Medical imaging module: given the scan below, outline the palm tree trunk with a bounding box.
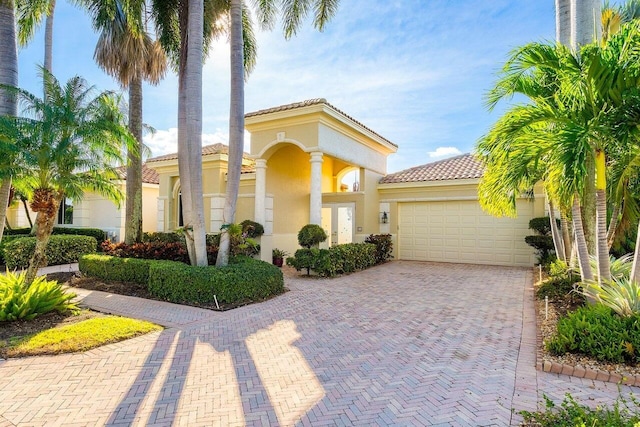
[595,150,611,283]
[25,195,62,285]
[631,220,640,283]
[124,74,143,244]
[44,0,55,74]
[556,0,571,46]
[572,196,594,282]
[216,0,244,267]
[571,0,602,48]
[177,0,207,266]
[561,211,572,261]
[0,0,18,244]
[606,202,621,249]
[582,157,597,255]
[548,200,566,262]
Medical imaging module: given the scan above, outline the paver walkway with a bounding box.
[0,261,636,426]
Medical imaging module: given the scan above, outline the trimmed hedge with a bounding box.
[3,235,97,269]
[79,254,284,306]
[0,235,27,264]
[4,227,31,236]
[240,220,265,238]
[148,256,284,304]
[79,254,154,284]
[287,242,377,277]
[52,227,106,245]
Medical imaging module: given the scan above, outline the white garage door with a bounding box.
[398,200,535,267]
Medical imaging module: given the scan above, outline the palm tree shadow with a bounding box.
[105,323,280,426]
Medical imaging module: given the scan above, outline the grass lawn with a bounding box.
[0,310,162,358]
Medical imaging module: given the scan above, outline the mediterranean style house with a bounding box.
[7,98,543,267]
[147,98,543,267]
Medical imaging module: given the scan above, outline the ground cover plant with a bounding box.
[520,393,640,426]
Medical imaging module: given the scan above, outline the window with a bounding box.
[57,197,73,225]
[178,192,184,227]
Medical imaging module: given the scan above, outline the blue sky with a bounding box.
[15,1,604,173]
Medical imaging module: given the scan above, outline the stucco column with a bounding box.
[254,158,267,225]
[309,151,323,225]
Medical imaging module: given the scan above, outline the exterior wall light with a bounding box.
[379,211,388,224]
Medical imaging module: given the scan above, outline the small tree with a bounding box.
[297,224,327,248]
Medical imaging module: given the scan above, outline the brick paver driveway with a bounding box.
[0,261,635,426]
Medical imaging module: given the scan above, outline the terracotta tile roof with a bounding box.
[115,164,160,185]
[245,98,398,148]
[146,143,232,163]
[379,153,484,184]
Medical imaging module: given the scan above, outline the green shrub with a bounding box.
[52,227,106,245]
[3,235,97,269]
[297,224,327,248]
[142,231,185,244]
[240,220,264,238]
[546,304,640,364]
[4,227,32,236]
[148,257,284,305]
[529,216,559,236]
[520,393,640,426]
[536,275,582,302]
[0,271,78,322]
[79,254,155,284]
[0,235,26,264]
[287,243,377,277]
[364,234,393,264]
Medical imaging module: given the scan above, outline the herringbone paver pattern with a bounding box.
[0,261,635,426]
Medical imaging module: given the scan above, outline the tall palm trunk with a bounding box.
[631,220,640,283]
[177,0,207,266]
[606,202,621,249]
[556,0,571,46]
[25,192,62,285]
[548,200,566,262]
[216,0,244,267]
[561,212,572,261]
[582,157,597,255]
[44,0,55,73]
[125,74,143,244]
[595,150,611,283]
[571,0,602,47]
[572,196,594,282]
[0,0,18,243]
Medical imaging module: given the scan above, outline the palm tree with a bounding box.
[0,0,18,243]
[16,0,55,72]
[216,0,340,267]
[482,22,640,284]
[81,0,167,244]
[0,69,133,284]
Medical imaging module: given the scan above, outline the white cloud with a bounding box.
[143,128,251,159]
[427,147,463,159]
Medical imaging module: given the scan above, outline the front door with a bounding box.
[321,203,355,247]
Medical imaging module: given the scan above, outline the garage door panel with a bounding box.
[398,201,535,267]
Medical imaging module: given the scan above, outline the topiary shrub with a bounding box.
[52,227,106,245]
[287,242,377,277]
[3,235,97,269]
[79,254,155,284]
[240,220,264,238]
[297,224,327,248]
[0,271,78,322]
[364,234,393,264]
[525,217,557,268]
[148,256,284,305]
[546,304,640,364]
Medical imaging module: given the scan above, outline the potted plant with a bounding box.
[272,248,288,267]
